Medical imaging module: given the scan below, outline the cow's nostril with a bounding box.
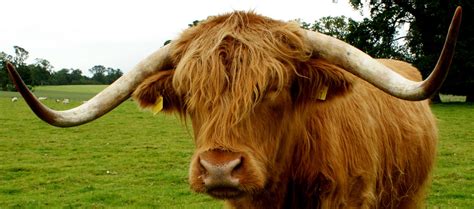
[199,157,242,179]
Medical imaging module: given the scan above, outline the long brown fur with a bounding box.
[132,11,437,209]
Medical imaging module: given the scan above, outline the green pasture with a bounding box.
[1,85,107,102]
[0,86,472,208]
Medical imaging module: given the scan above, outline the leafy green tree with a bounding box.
[29,58,53,85]
[300,15,411,61]
[51,69,72,85]
[105,67,123,84]
[12,46,29,66]
[89,65,107,84]
[0,52,13,90]
[10,46,33,85]
[1,46,124,87]
[309,16,352,40]
[188,20,201,27]
[69,69,91,84]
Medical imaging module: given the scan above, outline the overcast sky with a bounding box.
[1,0,366,76]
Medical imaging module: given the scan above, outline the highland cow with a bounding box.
[6,7,462,209]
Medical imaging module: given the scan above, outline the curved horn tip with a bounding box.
[5,61,13,68]
[455,6,462,15]
[453,6,462,27]
[417,6,463,100]
[5,62,16,75]
[5,62,23,91]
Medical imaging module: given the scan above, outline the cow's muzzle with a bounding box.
[197,150,244,199]
[189,148,269,199]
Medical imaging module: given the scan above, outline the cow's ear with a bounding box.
[132,70,183,113]
[292,58,353,102]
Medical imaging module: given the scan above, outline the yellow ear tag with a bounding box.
[316,85,329,101]
[152,96,163,115]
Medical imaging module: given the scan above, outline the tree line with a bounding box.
[0,46,123,91]
[1,0,472,101]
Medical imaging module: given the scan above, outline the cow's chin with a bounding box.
[196,184,267,200]
[206,187,245,199]
[189,176,266,200]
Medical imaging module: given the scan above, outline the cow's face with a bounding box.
[134,70,299,200]
[185,78,297,199]
[132,12,351,200]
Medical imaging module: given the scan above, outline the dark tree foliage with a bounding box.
[30,59,53,86]
[49,68,93,85]
[1,46,124,90]
[69,69,85,84]
[302,15,412,61]
[52,69,72,85]
[188,20,201,27]
[0,46,34,90]
[350,0,473,102]
[163,40,172,46]
[105,67,123,84]
[89,65,107,84]
[0,52,13,90]
[88,65,123,84]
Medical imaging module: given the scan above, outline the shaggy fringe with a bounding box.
[170,11,311,142]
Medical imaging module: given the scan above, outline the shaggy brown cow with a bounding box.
[6,7,462,209]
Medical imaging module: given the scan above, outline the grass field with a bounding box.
[0,86,472,208]
[1,85,108,102]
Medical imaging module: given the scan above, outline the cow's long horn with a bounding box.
[5,44,172,127]
[303,6,462,101]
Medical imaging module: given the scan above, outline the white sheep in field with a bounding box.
[38,97,48,101]
[62,99,70,104]
[11,97,18,102]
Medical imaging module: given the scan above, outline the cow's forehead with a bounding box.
[169,11,310,112]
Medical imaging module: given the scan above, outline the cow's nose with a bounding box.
[198,151,242,190]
